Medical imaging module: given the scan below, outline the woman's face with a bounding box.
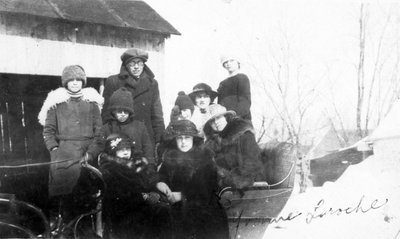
[195,93,211,109]
[180,109,192,120]
[113,110,130,122]
[116,147,131,160]
[223,59,240,73]
[176,135,193,152]
[67,79,83,93]
[211,115,228,132]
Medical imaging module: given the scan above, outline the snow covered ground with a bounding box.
[263,101,400,239]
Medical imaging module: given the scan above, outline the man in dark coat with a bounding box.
[102,48,165,149]
[203,104,263,189]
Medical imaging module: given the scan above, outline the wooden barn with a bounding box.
[0,0,179,207]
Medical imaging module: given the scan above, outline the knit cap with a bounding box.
[61,65,87,87]
[108,87,134,115]
[175,91,194,113]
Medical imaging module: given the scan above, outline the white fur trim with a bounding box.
[38,87,104,126]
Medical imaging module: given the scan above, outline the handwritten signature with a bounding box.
[271,195,389,224]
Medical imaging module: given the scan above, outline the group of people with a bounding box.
[37,48,265,238]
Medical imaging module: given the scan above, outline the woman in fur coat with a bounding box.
[158,120,229,239]
[203,104,264,190]
[38,65,104,221]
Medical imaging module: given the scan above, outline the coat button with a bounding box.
[142,102,146,106]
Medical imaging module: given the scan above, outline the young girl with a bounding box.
[158,120,229,239]
[99,133,172,239]
[38,65,103,223]
[101,87,154,165]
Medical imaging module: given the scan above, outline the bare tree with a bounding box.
[356,3,367,138]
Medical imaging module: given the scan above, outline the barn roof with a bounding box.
[0,0,180,35]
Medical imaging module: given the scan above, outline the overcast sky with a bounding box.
[146,0,400,143]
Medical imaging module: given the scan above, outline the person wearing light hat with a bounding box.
[38,65,104,222]
[218,54,252,122]
[102,48,165,152]
[203,104,263,189]
[158,119,229,239]
[188,83,218,135]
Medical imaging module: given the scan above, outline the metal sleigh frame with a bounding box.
[0,163,105,239]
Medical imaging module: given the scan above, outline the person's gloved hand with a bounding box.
[142,192,161,205]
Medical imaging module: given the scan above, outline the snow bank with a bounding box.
[263,101,400,239]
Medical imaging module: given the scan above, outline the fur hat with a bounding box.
[121,48,149,65]
[61,65,87,87]
[175,91,194,113]
[105,133,133,156]
[188,83,218,102]
[108,87,134,115]
[169,120,203,140]
[205,104,236,125]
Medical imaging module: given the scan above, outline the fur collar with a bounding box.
[206,118,255,144]
[38,87,104,126]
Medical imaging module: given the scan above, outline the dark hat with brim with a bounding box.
[168,120,203,140]
[188,83,218,102]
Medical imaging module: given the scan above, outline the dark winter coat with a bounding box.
[158,147,229,239]
[204,117,264,189]
[101,116,154,164]
[99,155,171,239]
[102,65,165,146]
[218,73,252,121]
[39,87,104,197]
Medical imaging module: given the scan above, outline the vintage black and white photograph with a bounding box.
[0,0,399,238]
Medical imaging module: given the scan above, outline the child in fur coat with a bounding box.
[99,133,172,239]
[38,65,104,223]
[158,120,229,239]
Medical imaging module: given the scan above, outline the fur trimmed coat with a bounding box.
[99,155,171,239]
[158,147,229,239]
[204,117,264,189]
[218,73,252,121]
[39,87,103,197]
[102,65,165,146]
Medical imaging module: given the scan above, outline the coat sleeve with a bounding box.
[101,77,116,121]
[43,107,59,151]
[235,74,251,117]
[87,103,104,159]
[140,123,155,164]
[150,80,165,144]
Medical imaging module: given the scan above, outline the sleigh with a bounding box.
[0,164,104,238]
[0,141,296,238]
[219,141,298,238]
